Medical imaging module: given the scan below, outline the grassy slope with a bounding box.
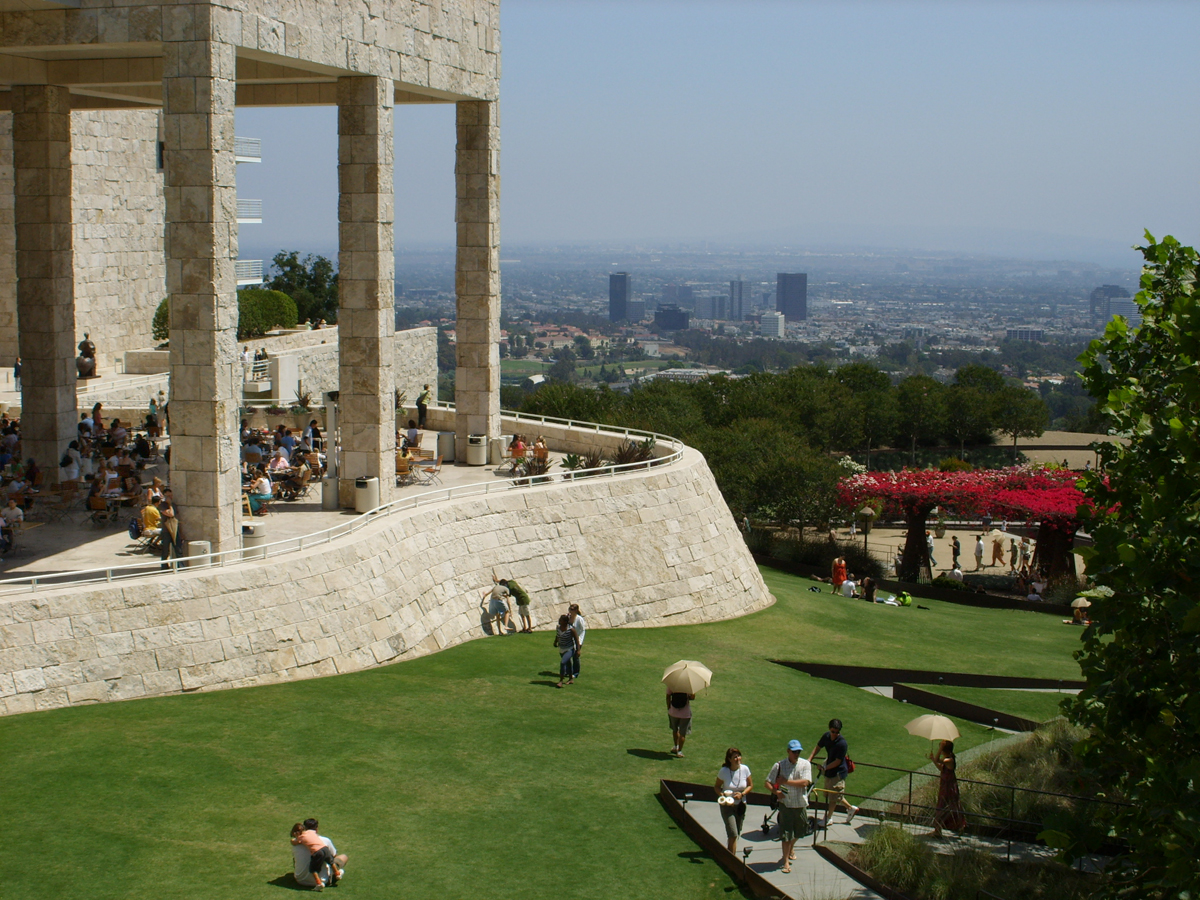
[901,684,1074,723]
[0,568,1082,900]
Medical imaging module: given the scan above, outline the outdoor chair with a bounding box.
[396,456,412,487]
[415,456,443,486]
[86,494,119,526]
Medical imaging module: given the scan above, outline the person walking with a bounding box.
[974,535,985,571]
[808,718,858,827]
[159,503,184,569]
[950,535,961,569]
[990,535,1005,567]
[766,740,812,874]
[928,740,967,837]
[553,614,579,688]
[567,604,586,680]
[416,383,432,429]
[12,358,19,392]
[667,688,695,757]
[714,747,753,854]
[926,531,937,569]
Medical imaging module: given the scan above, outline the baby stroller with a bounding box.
[761,764,824,837]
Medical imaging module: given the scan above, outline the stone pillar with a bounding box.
[13,85,76,482]
[454,100,501,449]
[162,18,241,553]
[337,75,396,508]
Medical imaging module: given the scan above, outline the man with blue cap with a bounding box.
[766,739,813,873]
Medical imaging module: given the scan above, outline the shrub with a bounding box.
[237,288,298,339]
[939,457,974,472]
[152,297,170,342]
[765,533,885,580]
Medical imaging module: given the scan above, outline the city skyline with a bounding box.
[236,1,1200,269]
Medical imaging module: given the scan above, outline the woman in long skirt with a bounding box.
[929,739,967,837]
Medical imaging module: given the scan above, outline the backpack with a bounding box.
[669,692,689,710]
[128,517,142,539]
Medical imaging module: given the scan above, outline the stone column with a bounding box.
[13,85,76,482]
[454,100,501,449]
[337,75,396,508]
[162,17,241,553]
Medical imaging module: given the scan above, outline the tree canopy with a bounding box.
[266,250,338,325]
[1058,234,1200,898]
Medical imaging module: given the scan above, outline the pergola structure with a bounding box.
[0,0,501,553]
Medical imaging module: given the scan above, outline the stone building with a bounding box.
[0,0,502,553]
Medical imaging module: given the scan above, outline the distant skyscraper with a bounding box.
[626,299,646,322]
[760,310,785,338]
[1090,284,1131,325]
[729,279,746,321]
[609,272,631,322]
[1107,297,1143,329]
[776,273,807,321]
[654,305,690,331]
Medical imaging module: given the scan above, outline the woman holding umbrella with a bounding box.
[662,660,712,758]
[929,739,967,837]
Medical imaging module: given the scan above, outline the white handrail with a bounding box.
[0,416,684,596]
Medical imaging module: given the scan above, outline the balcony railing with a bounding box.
[234,136,261,163]
[235,259,264,285]
[236,199,263,223]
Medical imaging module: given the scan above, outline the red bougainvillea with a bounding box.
[838,467,1086,583]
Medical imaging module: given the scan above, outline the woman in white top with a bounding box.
[714,747,754,853]
[59,440,82,483]
[248,469,273,514]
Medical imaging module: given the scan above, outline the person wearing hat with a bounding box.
[766,739,812,873]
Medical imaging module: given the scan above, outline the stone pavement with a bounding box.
[0,433,563,583]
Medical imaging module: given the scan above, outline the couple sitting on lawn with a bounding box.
[290,819,348,891]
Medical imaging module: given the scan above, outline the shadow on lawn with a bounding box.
[266,874,308,892]
[530,679,562,688]
[626,748,675,760]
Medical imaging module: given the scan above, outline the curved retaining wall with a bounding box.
[0,447,771,715]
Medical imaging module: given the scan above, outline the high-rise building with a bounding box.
[1090,285,1130,325]
[760,311,785,338]
[654,305,690,331]
[729,279,746,321]
[1107,297,1143,329]
[626,299,646,322]
[694,296,726,320]
[776,273,807,321]
[609,272,631,322]
[1006,327,1045,342]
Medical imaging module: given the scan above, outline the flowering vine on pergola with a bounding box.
[837,467,1086,584]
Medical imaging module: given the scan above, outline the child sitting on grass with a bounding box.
[291,819,342,891]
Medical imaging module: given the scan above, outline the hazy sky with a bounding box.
[236,0,1200,267]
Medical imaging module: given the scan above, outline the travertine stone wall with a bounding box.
[0,109,166,376]
[337,75,396,508]
[0,115,14,365]
[12,85,77,479]
[0,446,771,715]
[71,110,165,374]
[453,99,500,448]
[163,22,242,553]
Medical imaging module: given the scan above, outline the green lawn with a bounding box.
[0,567,1082,900]
[901,684,1074,724]
[500,358,551,378]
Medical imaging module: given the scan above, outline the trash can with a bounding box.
[489,433,512,465]
[437,430,456,463]
[322,476,339,510]
[187,540,212,568]
[466,433,488,466]
[241,526,267,560]
[355,476,380,513]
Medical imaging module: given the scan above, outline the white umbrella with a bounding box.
[904,714,960,742]
[1071,597,1092,609]
[662,659,712,694]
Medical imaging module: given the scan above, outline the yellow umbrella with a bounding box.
[904,714,960,742]
[662,660,712,694]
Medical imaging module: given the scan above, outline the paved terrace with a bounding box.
[0,430,569,588]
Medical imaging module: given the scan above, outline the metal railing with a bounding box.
[236,198,263,222]
[0,416,685,596]
[234,136,262,162]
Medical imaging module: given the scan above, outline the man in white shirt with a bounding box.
[949,565,964,582]
[568,604,586,680]
[767,740,812,874]
[291,828,348,889]
[839,576,858,598]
